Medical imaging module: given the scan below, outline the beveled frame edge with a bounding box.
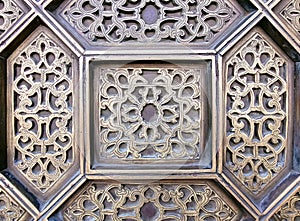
[270,0,300,50]
[0,1,35,54]
[263,176,300,219]
[218,26,295,215]
[216,175,259,220]
[6,25,81,202]
[83,54,217,178]
[0,173,39,219]
[39,175,87,221]
[38,4,85,57]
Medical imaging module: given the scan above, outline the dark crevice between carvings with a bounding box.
[0,57,6,170]
[259,18,300,62]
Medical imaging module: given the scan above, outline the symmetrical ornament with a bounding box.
[0,0,23,36]
[62,0,238,44]
[64,182,236,220]
[271,190,300,220]
[0,188,26,221]
[225,32,288,194]
[97,65,203,159]
[11,32,74,192]
[281,0,300,32]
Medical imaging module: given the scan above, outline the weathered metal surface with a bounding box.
[0,0,299,220]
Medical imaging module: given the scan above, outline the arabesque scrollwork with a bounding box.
[98,66,202,159]
[12,33,74,192]
[0,0,23,36]
[62,0,237,44]
[225,33,288,194]
[281,0,300,32]
[64,183,236,220]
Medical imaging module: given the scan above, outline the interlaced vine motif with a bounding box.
[225,33,288,194]
[0,189,25,221]
[281,0,300,32]
[98,66,202,159]
[64,183,236,220]
[12,32,74,192]
[62,0,237,44]
[0,0,23,36]
[271,191,300,220]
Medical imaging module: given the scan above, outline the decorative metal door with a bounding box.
[0,0,300,220]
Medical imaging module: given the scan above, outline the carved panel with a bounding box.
[271,190,300,220]
[63,182,237,221]
[91,61,211,169]
[0,0,23,36]
[0,188,27,221]
[280,0,300,32]
[224,31,290,194]
[60,0,240,45]
[9,31,74,192]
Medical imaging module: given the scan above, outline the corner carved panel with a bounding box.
[0,188,27,221]
[271,190,300,220]
[280,0,300,33]
[61,0,240,45]
[0,0,23,36]
[91,61,211,168]
[224,31,289,194]
[63,182,236,221]
[9,31,74,192]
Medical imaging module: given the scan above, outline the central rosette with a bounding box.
[99,66,202,159]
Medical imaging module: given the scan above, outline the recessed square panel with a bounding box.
[89,60,212,171]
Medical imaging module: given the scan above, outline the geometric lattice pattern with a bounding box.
[225,32,289,194]
[11,32,74,192]
[61,0,239,44]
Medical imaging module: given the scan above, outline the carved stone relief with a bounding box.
[63,182,236,221]
[0,0,23,36]
[225,31,289,194]
[61,0,240,44]
[9,31,74,192]
[91,61,210,166]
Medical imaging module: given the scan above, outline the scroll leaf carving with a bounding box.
[62,0,238,44]
[281,0,300,32]
[225,33,288,194]
[64,183,236,220]
[0,189,25,221]
[12,33,74,192]
[98,66,203,159]
[272,191,300,220]
[0,0,23,36]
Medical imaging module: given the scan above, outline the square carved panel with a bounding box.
[89,60,212,171]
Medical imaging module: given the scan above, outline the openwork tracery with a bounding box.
[64,183,236,221]
[272,190,300,220]
[62,0,237,44]
[0,189,25,221]
[0,0,23,36]
[225,32,288,194]
[11,32,74,192]
[98,66,203,159]
[281,0,300,32]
